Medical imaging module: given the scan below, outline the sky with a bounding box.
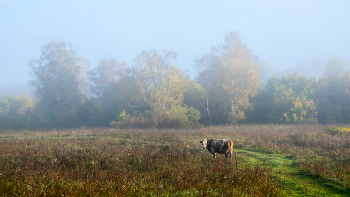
[1,0,349,88]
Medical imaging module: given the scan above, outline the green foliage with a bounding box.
[327,125,350,135]
[117,110,127,122]
[0,95,12,115]
[0,94,37,129]
[110,110,127,128]
[184,107,203,129]
[33,108,57,129]
[169,105,202,129]
[89,103,108,127]
[76,98,95,126]
[250,73,317,124]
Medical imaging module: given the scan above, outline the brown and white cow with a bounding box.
[199,139,233,161]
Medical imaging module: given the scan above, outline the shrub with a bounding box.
[327,125,350,135]
[110,110,127,128]
[169,106,202,129]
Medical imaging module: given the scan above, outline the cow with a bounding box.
[199,139,233,161]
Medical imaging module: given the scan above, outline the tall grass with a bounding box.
[0,128,281,196]
[0,125,350,196]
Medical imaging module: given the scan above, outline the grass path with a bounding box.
[234,146,350,196]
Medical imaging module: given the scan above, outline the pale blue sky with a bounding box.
[1,0,349,87]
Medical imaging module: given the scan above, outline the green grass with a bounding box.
[233,146,350,196]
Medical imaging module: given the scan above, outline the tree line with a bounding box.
[0,32,349,129]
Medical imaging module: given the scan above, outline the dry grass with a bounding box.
[0,124,350,196]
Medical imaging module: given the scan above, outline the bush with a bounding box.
[327,125,350,135]
[169,106,202,129]
[110,110,127,128]
[111,111,155,129]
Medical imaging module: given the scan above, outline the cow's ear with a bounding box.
[199,140,202,143]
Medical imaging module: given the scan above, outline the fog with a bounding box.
[0,81,34,98]
[1,0,349,94]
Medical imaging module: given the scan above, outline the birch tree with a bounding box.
[133,49,202,128]
[29,41,82,115]
[196,32,261,124]
[134,49,177,113]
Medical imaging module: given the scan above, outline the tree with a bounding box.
[149,66,189,113]
[195,31,261,124]
[0,95,12,116]
[0,93,35,129]
[29,41,83,126]
[88,58,127,102]
[133,50,175,112]
[249,73,317,123]
[134,49,177,111]
[316,57,350,123]
[124,49,202,128]
[12,93,34,116]
[0,95,14,129]
[183,80,211,125]
[76,98,95,127]
[78,58,92,98]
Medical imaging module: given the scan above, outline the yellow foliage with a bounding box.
[293,101,303,109]
[305,100,316,112]
[327,126,350,135]
[14,93,34,115]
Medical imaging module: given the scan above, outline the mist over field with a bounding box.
[1,1,349,85]
[0,0,350,129]
[2,1,350,196]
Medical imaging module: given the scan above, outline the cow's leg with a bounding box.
[225,150,232,161]
[210,148,216,161]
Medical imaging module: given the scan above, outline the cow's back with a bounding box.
[208,139,233,153]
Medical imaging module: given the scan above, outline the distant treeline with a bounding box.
[0,32,349,129]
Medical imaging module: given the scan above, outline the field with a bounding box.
[0,125,350,196]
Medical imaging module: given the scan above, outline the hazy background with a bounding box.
[1,0,349,97]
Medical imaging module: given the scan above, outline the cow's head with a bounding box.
[199,139,208,149]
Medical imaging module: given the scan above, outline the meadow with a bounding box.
[0,125,350,196]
